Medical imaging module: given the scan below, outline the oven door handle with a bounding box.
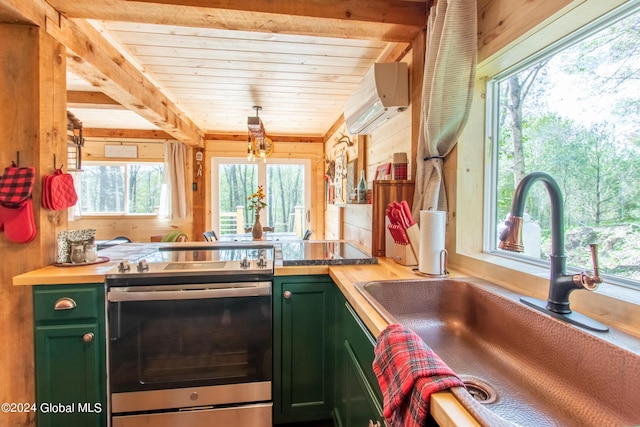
[108,284,271,302]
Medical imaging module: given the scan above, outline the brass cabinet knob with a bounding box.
[283,290,292,299]
[82,333,94,343]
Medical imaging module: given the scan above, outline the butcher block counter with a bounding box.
[13,245,477,427]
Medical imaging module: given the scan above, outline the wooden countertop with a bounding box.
[13,256,478,426]
[329,260,479,427]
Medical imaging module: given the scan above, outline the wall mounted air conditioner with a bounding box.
[344,62,409,135]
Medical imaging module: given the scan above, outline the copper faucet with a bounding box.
[499,172,608,332]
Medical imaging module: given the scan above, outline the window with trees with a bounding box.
[78,162,164,215]
[487,3,640,287]
[212,158,310,237]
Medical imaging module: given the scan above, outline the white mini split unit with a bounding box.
[344,62,409,135]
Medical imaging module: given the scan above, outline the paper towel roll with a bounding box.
[418,210,447,275]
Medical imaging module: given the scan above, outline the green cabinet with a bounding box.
[33,284,107,427]
[334,293,384,427]
[273,275,335,424]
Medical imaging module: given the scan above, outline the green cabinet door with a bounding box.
[334,294,384,427]
[33,284,106,427]
[343,340,385,427]
[34,323,105,427]
[273,275,335,424]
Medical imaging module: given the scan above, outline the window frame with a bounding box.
[76,160,164,217]
[482,0,640,291]
[210,157,312,235]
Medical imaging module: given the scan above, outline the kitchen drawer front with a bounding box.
[343,301,383,404]
[34,284,104,323]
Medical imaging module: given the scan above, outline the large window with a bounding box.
[78,162,164,215]
[487,3,640,286]
[211,158,310,237]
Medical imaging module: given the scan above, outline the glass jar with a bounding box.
[84,244,97,262]
[69,244,86,264]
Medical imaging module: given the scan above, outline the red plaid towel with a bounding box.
[372,324,464,427]
[0,166,35,208]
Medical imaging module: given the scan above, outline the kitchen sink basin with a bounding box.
[355,278,640,427]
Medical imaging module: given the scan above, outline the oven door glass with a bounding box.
[108,284,272,393]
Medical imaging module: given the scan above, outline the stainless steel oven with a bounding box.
[105,245,274,427]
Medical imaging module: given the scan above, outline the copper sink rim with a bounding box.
[355,277,640,427]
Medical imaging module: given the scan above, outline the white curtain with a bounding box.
[412,0,477,219]
[161,141,188,219]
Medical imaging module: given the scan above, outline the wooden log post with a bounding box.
[0,24,67,427]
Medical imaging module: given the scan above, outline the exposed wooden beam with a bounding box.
[83,128,174,139]
[45,0,426,42]
[67,90,125,109]
[0,0,205,146]
[206,133,323,144]
[0,0,56,26]
[47,16,205,146]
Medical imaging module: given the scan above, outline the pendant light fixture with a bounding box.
[247,106,273,162]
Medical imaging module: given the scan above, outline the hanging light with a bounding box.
[247,106,273,163]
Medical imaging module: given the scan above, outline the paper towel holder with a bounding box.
[413,249,449,277]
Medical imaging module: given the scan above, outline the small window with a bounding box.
[487,4,640,286]
[78,162,164,215]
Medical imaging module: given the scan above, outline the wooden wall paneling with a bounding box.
[192,146,206,240]
[81,138,164,161]
[325,204,344,240]
[343,204,372,248]
[477,0,573,63]
[0,24,67,427]
[71,216,193,242]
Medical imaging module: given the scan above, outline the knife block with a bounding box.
[390,243,418,266]
[385,218,418,266]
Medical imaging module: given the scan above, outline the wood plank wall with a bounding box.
[324,51,414,251]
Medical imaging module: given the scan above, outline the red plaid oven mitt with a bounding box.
[0,165,36,208]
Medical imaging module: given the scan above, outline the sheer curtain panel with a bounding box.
[412,0,477,219]
[163,141,188,219]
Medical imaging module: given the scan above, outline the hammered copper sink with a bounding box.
[355,278,640,427]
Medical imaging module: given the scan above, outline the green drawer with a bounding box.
[343,301,383,404]
[34,285,104,323]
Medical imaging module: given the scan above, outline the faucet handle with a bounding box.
[579,243,603,290]
[590,243,600,278]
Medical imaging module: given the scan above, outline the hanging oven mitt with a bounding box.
[0,164,37,243]
[42,168,78,210]
[0,198,36,243]
[0,164,35,208]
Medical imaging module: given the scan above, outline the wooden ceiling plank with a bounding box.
[138,52,380,72]
[109,31,388,58]
[45,0,425,42]
[146,66,369,82]
[45,15,205,146]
